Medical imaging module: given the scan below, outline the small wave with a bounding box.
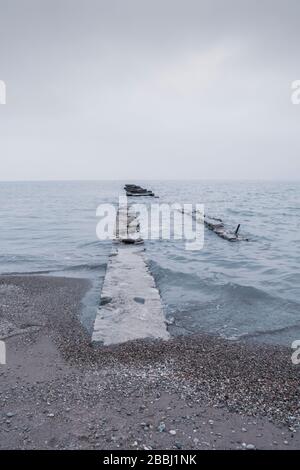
[0,254,42,263]
[0,269,54,276]
[0,263,107,277]
[220,281,273,302]
[228,323,300,341]
[148,260,211,289]
[149,261,278,303]
[60,263,107,272]
[77,240,108,248]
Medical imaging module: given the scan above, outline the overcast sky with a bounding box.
[0,0,299,180]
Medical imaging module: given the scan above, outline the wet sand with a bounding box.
[0,275,300,450]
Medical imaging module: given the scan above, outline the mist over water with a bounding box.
[0,180,299,345]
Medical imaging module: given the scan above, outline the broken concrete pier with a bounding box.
[92,202,169,345]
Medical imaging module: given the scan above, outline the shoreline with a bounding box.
[0,274,300,449]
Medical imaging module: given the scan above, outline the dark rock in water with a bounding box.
[134,297,145,304]
[120,238,144,245]
[124,184,156,197]
[127,191,154,197]
[124,184,139,189]
[120,238,136,244]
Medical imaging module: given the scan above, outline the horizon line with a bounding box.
[0,178,299,184]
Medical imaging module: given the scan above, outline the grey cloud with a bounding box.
[0,0,299,180]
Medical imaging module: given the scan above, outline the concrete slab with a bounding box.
[92,202,169,345]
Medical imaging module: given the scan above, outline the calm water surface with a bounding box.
[0,180,299,345]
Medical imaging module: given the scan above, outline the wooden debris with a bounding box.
[202,214,248,242]
[181,209,249,242]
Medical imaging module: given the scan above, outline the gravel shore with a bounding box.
[0,274,300,450]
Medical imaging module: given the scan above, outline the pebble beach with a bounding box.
[1,274,300,450]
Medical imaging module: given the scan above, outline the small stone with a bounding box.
[158,422,166,432]
[242,428,247,432]
[169,430,176,435]
[246,444,255,450]
[208,420,214,425]
[6,412,14,418]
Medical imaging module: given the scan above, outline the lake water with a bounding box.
[0,180,299,346]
